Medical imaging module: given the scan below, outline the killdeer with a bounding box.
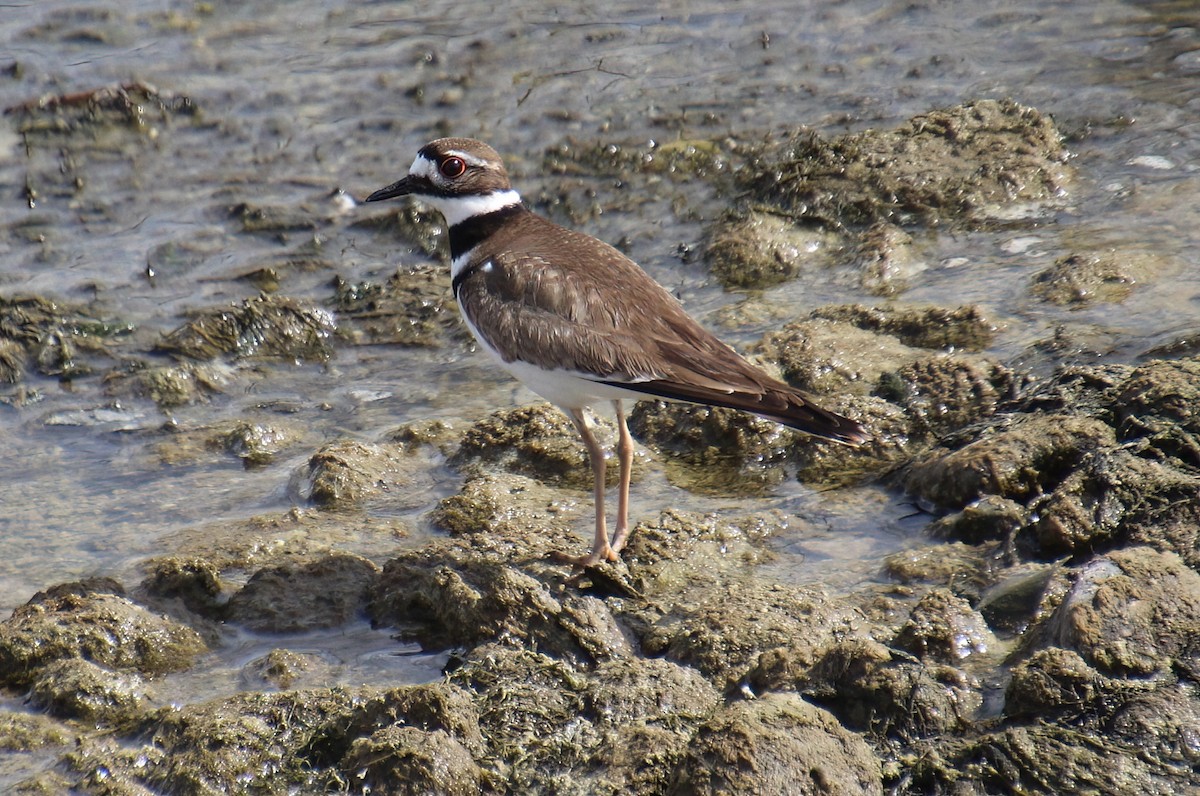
[365,138,867,566]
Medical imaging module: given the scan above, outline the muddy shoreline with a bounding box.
[3,79,1198,792]
[6,1,1200,792]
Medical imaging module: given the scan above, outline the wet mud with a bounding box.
[3,1,1200,793]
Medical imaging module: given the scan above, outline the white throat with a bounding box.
[429,189,522,227]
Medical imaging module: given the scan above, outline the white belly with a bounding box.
[502,358,652,409]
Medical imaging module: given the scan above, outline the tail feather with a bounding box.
[601,378,868,446]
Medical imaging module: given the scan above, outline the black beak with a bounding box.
[364,175,421,203]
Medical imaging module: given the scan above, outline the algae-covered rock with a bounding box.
[0,710,73,752]
[882,542,992,590]
[853,221,927,296]
[138,556,225,618]
[6,81,196,139]
[1029,447,1200,564]
[331,267,468,348]
[1039,547,1200,677]
[634,579,857,689]
[1031,251,1160,307]
[1112,358,1200,437]
[706,210,837,289]
[303,438,409,508]
[892,588,995,663]
[0,591,206,687]
[369,539,630,662]
[226,552,379,632]
[449,645,594,788]
[144,688,377,794]
[670,692,883,795]
[911,722,1192,795]
[1003,647,1110,720]
[799,638,980,740]
[29,658,154,724]
[741,99,1070,228]
[754,317,921,396]
[903,414,1115,509]
[925,495,1028,545]
[810,303,998,352]
[450,403,610,490]
[627,401,796,495]
[239,648,329,690]
[340,727,482,795]
[102,360,228,408]
[155,294,334,362]
[881,354,1017,437]
[429,471,582,542]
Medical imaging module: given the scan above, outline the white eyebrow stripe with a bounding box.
[444,149,492,168]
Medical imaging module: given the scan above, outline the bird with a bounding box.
[364,138,868,567]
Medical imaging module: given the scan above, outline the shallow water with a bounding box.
[2,0,1199,691]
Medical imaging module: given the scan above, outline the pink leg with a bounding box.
[552,407,616,566]
[609,400,634,554]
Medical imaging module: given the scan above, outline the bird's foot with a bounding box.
[550,545,620,569]
[609,526,631,556]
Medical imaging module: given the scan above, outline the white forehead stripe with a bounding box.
[409,153,437,180]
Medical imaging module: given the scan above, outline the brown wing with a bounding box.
[456,214,867,444]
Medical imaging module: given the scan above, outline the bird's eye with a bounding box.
[440,156,467,178]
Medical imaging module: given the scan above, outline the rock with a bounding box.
[926,496,1028,544]
[0,591,206,687]
[669,693,883,795]
[340,727,482,795]
[1111,358,1200,457]
[1004,647,1108,720]
[756,638,980,739]
[302,438,409,508]
[583,657,720,727]
[138,556,225,618]
[339,682,485,758]
[239,649,329,690]
[740,99,1070,227]
[330,266,467,348]
[893,588,995,663]
[912,723,1193,795]
[976,563,1058,635]
[1028,447,1200,565]
[450,403,630,490]
[370,538,631,662]
[0,710,72,752]
[903,415,1115,509]
[633,579,857,689]
[706,210,835,289]
[143,688,378,793]
[429,471,581,542]
[448,645,595,790]
[29,658,153,724]
[1030,251,1159,307]
[226,552,379,632]
[881,353,1017,437]
[1039,547,1200,676]
[853,222,926,296]
[810,304,997,352]
[627,401,795,494]
[155,294,334,362]
[882,542,992,591]
[754,318,921,396]
[102,360,228,408]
